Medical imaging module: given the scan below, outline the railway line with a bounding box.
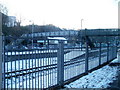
[4,48,107,79]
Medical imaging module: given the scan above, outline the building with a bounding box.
[47,37,67,44]
[7,16,17,27]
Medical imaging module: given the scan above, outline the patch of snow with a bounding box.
[111,58,118,63]
[65,59,118,88]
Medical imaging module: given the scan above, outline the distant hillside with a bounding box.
[3,23,62,37]
[25,24,62,33]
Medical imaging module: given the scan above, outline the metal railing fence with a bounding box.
[1,36,117,89]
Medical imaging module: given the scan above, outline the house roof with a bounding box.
[47,37,66,40]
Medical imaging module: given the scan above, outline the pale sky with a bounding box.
[0,0,119,29]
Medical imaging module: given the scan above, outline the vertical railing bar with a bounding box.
[35,49,36,88]
[11,48,12,89]
[45,41,47,87]
[47,47,48,88]
[28,48,30,89]
[37,50,39,88]
[25,45,27,89]
[31,48,34,88]
[73,47,75,77]
[53,47,55,85]
[18,51,20,89]
[6,38,9,89]
[52,49,53,86]
[85,40,88,73]
[45,48,46,88]
[113,44,115,59]
[68,48,71,79]
[38,50,41,88]
[3,36,5,89]
[40,49,42,88]
[64,48,66,80]
[51,48,53,86]
[15,45,17,88]
[74,48,77,76]
[0,12,2,90]
[107,43,109,62]
[55,48,57,85]
[48,47,50,88]
[47,47,50,88]
[50,49,52,86]
[55,47,57,85]
[106,43,107,63]
[114,45,116,58]
[44,46,46,88]
[99,43,101,66]
[22,47,24,88]
[68,45,70,79]
[116,41,117,58]
[37,49,39,88]
[112,44,114,59]
[111,45,112,60]
[78,47,80,75]
[42,49,44,88]
[109,44,111,60]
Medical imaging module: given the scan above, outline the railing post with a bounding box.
[109,45,111,60]
[107,43,109,62]
[99,43,101,66]
[85,41,89,73]
[57,40,64,87]
[0,12,2,90]
[112,46,114,59]
[115,41,118,58]
[118,49,120,63]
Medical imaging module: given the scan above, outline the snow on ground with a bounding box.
[4,50,85,72]
[4,48,116,88]
[4,50,85,88]
[65,58,119,88]
[5,50,58,55]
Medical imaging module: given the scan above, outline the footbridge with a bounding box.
[22,29,119,38]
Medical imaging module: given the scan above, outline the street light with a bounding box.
[32,23,34,49]
[81,19,84,30]
[29,20,34,49]
[80,19,84,50]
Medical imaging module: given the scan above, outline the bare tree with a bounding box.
[0,4,8,15]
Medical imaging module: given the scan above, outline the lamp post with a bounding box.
[29,20,34,49]
[80,19,84,50]
[81,19,84,30]
[32,23,34,49]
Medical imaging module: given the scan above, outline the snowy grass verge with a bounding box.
[65,59,119,88]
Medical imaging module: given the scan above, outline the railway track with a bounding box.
[4,49,107,79]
